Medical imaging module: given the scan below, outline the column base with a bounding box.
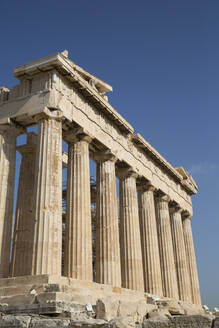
[0,275,204,318]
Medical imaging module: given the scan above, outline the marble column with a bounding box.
[11,133,37,277]
[0,125,19,278]
[182,215,202,305]
[118,168,144,291]
[170,206,192,302]
[31,113,63,275]
[156,195,179,299]
[95,152,121,287]
[138,184,163,296]
[64,134,93,281]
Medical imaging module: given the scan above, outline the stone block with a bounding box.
[148,308,171,319]
[179,300,204,315]
[171,314,214,327]
[157,299,184,315]
[0,294,36,306]
[108,316,135,327]
[0,315,31,328]
[30,317,71,328]
[143,316,170,327]
[96,298,119,320]
[117,300,138,319]
[142,314,214,328]
[137,302,157,323]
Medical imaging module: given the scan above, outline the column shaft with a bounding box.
[156,196,179,299]
[31,116,62,275]
[138,185,163,296]
[11,133,37,277]
[0,128,17,277]
[183,217,201,305]
[96,155,121,287]
[119,171,144,291]
[64,136,93,281]
[170,208,192,302]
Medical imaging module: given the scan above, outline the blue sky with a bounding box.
[0,1,218,309]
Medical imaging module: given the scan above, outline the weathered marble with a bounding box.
[0,53,202,311]
[155,195,179,299]
[170,206,192,302]
[138,184,163,296]
[0,126,19,278]
[182,216,202,305]
[11,133,37,277]
[31,113,63,275]
[64,134,93,281]
[118,169,144,291]
[95,152,121,287]
[0,53,197,215]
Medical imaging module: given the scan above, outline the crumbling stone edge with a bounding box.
[0,305,218,328]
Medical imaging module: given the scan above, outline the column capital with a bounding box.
[116,167,138,180]
[0,121,24,137]
[182,212,192,221]
[64,127,93,144]
[94,150,117,163]
[33,108,64,123]
[156,194,170,203]
[66,133,92,144]
[169,204,183,215]
[182,211,192,220]
[137,182,156,193]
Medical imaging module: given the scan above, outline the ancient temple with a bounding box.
[0,51,202,316]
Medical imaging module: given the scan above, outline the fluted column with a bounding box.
[118,168,144,291]
[138,184,163,296]
[64,134,93,281]
[0,125,20,278]
[170,206,192,302]
[95,152,121,287]
[156,195,179,299]
[11,133,37,277]
[31,113,63,275]
[182,215,201,305]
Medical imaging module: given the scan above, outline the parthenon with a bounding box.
[0,51,202,316]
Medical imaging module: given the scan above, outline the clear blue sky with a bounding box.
[0,0,218,309]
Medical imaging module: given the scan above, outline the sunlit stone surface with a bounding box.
[0,52,201,316]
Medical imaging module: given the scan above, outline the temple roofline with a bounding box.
[1,52,198,195]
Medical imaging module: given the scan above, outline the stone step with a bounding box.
[0,275,50,288]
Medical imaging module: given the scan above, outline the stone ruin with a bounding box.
[0,51,212,327]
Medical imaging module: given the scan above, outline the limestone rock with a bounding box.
[118,300,140,320]
[142,314,214,328]
[179,301,204,315]
[30,317,71,328]
[0,315,31,328]
[96,298,119,320]
[108,316,135,327]
[0,314,107,328]
[136,302,157,323]
[147,308,171,319]
[157,299,184,315]
[95,298,156,324]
